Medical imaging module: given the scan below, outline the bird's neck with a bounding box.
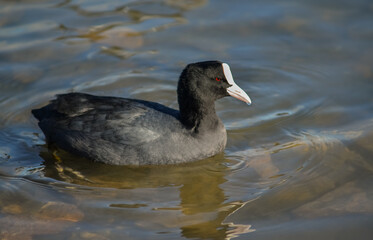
[178,97,220,132]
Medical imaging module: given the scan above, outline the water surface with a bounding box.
[0,0,373,239]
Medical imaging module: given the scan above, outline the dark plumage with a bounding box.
[32,61,251,165]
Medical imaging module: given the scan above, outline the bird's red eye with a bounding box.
[215,77,221,82]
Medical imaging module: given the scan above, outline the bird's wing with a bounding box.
[35,93,172,146]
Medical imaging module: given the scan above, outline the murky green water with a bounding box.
[1,0,373,239]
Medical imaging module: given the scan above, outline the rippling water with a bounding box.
[1,0,373,239]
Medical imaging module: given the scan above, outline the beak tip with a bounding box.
[227,87,252,106]
[247,96,252,105]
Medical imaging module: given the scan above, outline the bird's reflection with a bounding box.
[40,147,250,239]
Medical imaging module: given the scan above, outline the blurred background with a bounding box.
[0,0,372,239]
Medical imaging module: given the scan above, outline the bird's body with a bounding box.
[32,61,251,165]
[32,93,226,165]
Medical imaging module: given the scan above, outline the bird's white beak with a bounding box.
[222,63,252,105]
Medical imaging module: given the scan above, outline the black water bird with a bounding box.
[32,61,251,165]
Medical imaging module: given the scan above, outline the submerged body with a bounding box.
[32,61,251,165]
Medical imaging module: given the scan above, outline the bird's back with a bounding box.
[32,93,192,165]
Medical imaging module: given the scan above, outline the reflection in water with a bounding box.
[39,148,247,239]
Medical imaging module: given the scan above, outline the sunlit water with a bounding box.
[1,0,373,239]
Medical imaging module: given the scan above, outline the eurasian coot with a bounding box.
[32,61,251,165]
